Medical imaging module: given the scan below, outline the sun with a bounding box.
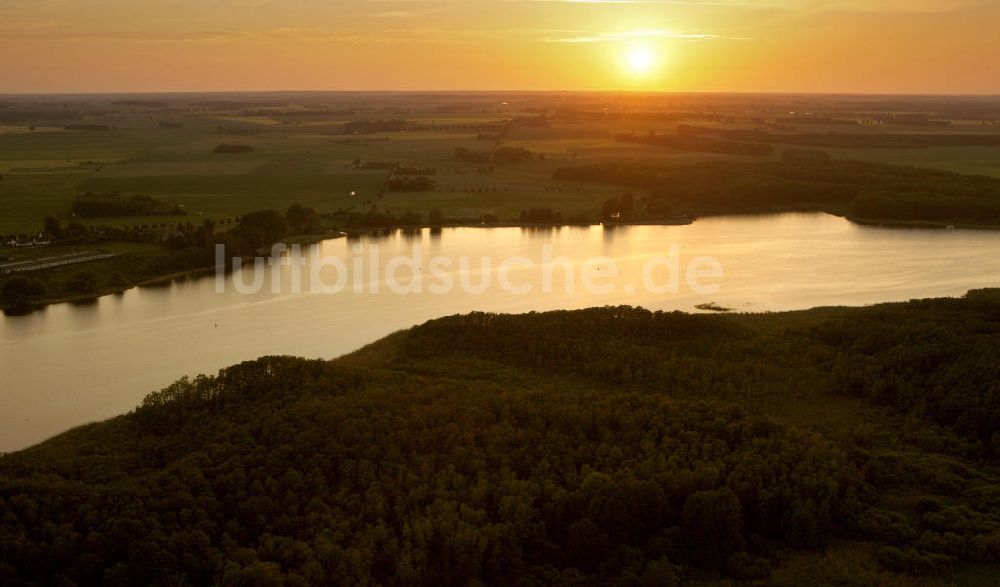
[625,46,656,76]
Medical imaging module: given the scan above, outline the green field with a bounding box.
[823,145,1000,177]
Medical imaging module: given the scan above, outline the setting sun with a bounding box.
[625,46,657,76]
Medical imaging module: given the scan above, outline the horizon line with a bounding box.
[2,89,1000,99]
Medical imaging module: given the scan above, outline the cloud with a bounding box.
[767,0,988,14]
[0,25,483,45]
[525,0,986,12]
[542,29,735,42]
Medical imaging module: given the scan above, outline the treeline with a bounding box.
[339,208,501,229]
[673,124,1000,148]
[387,176,436,192]
[455,146,537,164]
[518,208,562,224]
[601,192,635,219]
[873,113,952,127]
[3,294,1000,584]
[615,132,774,156]
[0,204,326,311]
[554,155,1000,225]
[0,245,218,311]
[64,124,112,132]
[213,144,255,154]
[71,192,184,218]
[219,204,323,255]
[343,119,408,134]
[765,133,1000,149]
[344,207,424,228]
[776,116,858,126]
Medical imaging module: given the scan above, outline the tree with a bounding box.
[0,276,46,307]
[428,209,444,225]
[602,193,635,219]
[681,487,745,565]
[285,204,320,234]
[239,210,287,242]
[65,271,99,295]
[43,216,64,239]
[399,211,422,226]
[641,558,679,587]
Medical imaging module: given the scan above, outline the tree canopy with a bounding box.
[2,292,1000,585]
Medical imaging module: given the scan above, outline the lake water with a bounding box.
[3,212,1000,452]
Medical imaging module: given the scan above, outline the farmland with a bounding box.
[3,91,1000,310]
[1,92,998,236]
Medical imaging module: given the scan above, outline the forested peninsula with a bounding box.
[3,291,1000,585]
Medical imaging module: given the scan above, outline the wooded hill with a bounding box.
[2,292,1000,585]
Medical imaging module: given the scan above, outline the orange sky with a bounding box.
[1,0,998,94]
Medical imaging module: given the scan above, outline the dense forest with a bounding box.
[2,292,1000,585]
[554,155,1000,226]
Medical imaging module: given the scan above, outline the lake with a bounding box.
[3,212,1000,452]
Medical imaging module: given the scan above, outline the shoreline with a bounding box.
[0,232,351,314]
[341,217,694,236]
[844,216,1000,231]
[1,266,219,316]
[3,213,997,315]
